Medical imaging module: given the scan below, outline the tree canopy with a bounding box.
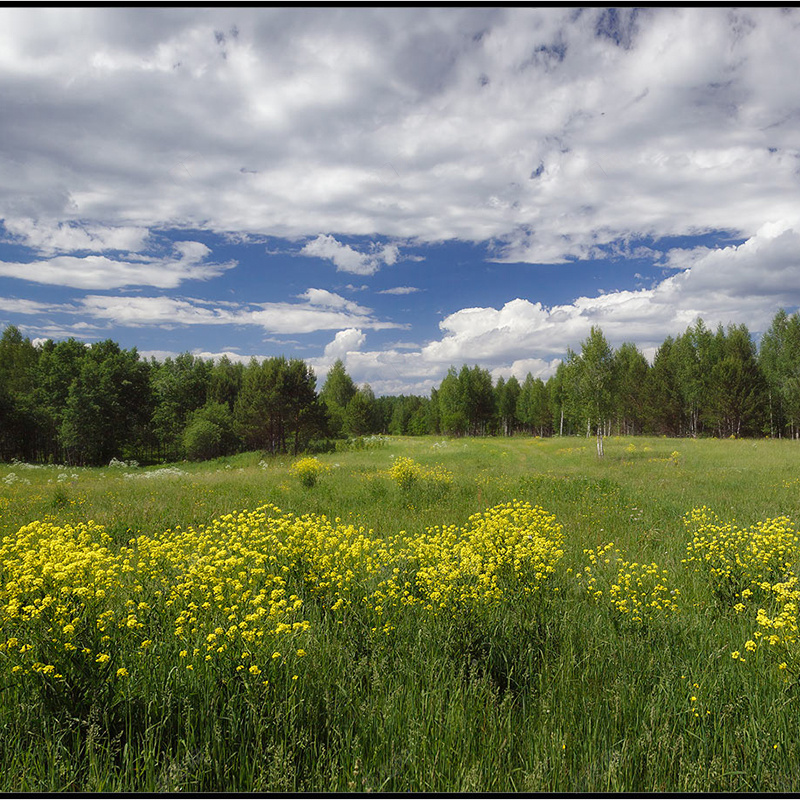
[1,310,798,465]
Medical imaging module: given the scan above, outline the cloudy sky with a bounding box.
[2,7,800,394]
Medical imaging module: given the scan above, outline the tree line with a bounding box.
[1,309,799,465]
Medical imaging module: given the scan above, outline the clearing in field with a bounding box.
[2,435,800,792]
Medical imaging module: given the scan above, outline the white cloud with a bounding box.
[0,286,404,336]
[0,241,233,289]
[377,286,420,295]
[308,222,800,392]
[297,288,370,314]
[419,225,800,371]
[75,292,404,334]
[323,328,366,358]
[308,345,442,397]
[299,234,404,275]
[0,296,68,315]
[2,218,150,255]
[3,8,800,394]
[492,358,562,383]
[6,7,796,263]
[139,348,304,366]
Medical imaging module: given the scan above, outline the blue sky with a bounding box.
[1,7,799,394]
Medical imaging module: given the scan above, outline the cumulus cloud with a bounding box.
[420,225,800,371]
[3,7,797,260]
[323,328,367,358]
[495,358,562,383]
[304,220,800,393]
[308,344,442,397]
[662,222,800,302]
[297,288,370,314]
[300,235,404,275]
[2,8,800,393]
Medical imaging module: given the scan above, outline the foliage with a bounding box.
[319,359,356,437]
[3,310,800,472]
[182,402,239,461]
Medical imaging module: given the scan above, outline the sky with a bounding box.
[1,6,800,395]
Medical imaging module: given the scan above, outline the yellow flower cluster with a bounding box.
[226,501,562,623]
[733,576,800,672]
[1,511,310,689]
[289,456,329,487]
[385,457,452,491]
[682,507,798,600]
[1,499,565,696]
[386,501,564,613]
[576,542,679,624]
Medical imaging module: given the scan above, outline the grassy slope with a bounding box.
[2,435,800,791]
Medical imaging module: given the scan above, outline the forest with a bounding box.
[1,308,800,466]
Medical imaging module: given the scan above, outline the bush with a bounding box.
[387,456,452,492]
[289,456,328,488]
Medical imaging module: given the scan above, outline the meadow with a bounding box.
[2,434,800,792]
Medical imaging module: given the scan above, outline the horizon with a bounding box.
[1,8,799,395]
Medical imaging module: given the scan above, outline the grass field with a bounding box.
[3,434,800,792]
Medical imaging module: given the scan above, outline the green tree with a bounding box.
[282,359,326,454]
[234,358,285,453]
[705,324,766,438]
[0,326,39,461]
[426,387,441,435]
[407,397,431,435]
[575,326,615,456]
[495,375,521,436]
[459,365,495,436]
[320,359,357,437]
[183,401,239,461]
[59,340,151,465]
[208,355,244,412]
[33,338,90,461]
[645,336,683,436]
[345,385,379,437]
[389,395,420,435]
[516,374,551,436]
[151,353,212,459]
[546,359,579,436]
[612,341,649,436]
[759,309,800,438]
[437,367,467,436]
[234,357,323,454]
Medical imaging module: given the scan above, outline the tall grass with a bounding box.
[2,435,800,791]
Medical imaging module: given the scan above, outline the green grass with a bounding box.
[3,434,800,792]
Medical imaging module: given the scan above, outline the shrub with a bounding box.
[682,506,798,602]
[386,456,452,492]
[289,456,328,487]
[576,543,680,625]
